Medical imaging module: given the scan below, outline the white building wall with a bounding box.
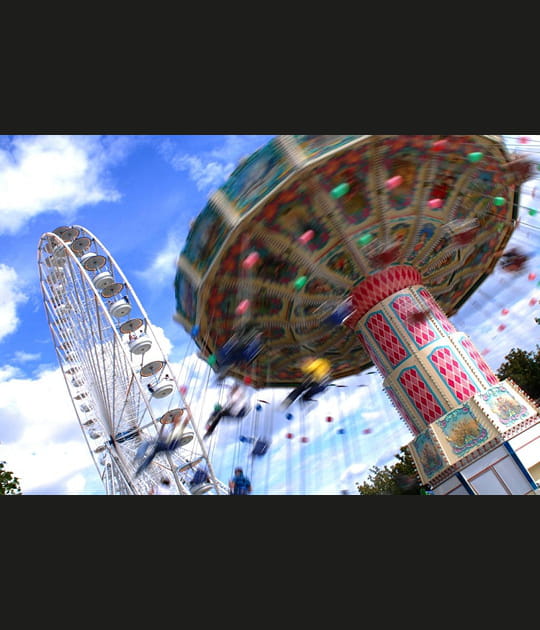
[508,423,540,471]
[436,442,539,495]
[446,484,470,496]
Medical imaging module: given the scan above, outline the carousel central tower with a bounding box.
[349,265,540,494]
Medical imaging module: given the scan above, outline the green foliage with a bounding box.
[0,460,22,495]
[496,345,540,400]
[356,446,421,495]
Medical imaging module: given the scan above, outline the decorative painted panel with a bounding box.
[430,347,478,402]
[460,337,499,385]
[258,180,326,248]
[412,431,446,479]
[436,405,489,457]
[391,294,438,348]
[398,367,444,424]
[173,272,197,324]
[220,140,292,214]
[478,384,530,427]
[323,247,358,282]
[382,144,423,212]
[293,135,359,159]
[366,311,409,367]
[417,288,456,334]
[182,202,229,275]
[313,144,373,227]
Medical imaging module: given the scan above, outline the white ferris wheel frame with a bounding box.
[37,224,228,495]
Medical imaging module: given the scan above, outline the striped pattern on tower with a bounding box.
[351,266,500,435]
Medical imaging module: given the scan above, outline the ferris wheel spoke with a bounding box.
[112,371,138,435]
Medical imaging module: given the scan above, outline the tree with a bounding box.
[496,345,540,401]
[0,460,22,495]
[356,446,421,495]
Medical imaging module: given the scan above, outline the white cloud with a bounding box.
[13,350,41,363]
[65,473,88,495]
[142,323,173,363]
[0,264,28,342]
[170,154,235,192]
[135,230,184,287]
[0,366,97,493]
[159,135,272,192]
[0,135,125,235]
[0,364,23,382]
[339,462,370,492]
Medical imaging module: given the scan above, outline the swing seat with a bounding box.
[325,303,354,327]
[223,405,250,419]
[251,438,270,456]
[191,469,209,485]
[114,429,139,443]
[280,384,307,410]
[218,332,262,366]
[134,441,151,461]
[243,341,262,363]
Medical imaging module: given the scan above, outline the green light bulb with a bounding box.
[467,152,483,163]
[330,183,350,199]
[294,276,308,290]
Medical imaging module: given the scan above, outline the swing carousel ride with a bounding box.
[174,134,540,495]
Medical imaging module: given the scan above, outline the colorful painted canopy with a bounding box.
[174,135,526,388]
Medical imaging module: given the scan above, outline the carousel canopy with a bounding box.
[174,135,528,388]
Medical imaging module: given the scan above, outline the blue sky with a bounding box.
[0,134,539,495]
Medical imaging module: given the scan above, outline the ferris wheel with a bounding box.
[37,224,228,495]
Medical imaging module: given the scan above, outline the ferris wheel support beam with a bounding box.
[107,448,138,494]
